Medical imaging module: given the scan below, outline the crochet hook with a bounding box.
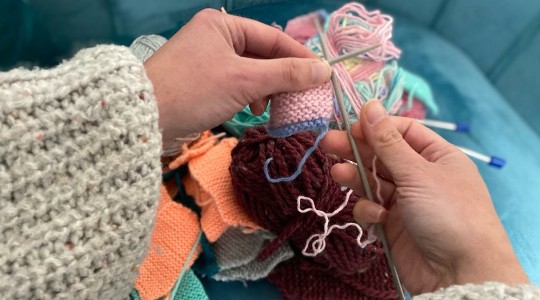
[314,19,406,300]
[327,44,382,65]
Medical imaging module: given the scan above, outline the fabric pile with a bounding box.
[130,3,439,300]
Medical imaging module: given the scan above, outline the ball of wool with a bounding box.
[229,126,382,275]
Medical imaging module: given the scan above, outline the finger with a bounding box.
[321,127,393,179]
[331,163,395,202]
[228,13,319,59]
[352,199,387,224]
[323,117,456,163]
[360,101,426,178]
[240,57,332,95]
[361,103,457,162]
[249,99,267,115]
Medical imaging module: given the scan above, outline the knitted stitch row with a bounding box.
[265,82,333,182]
[135,184,201,300]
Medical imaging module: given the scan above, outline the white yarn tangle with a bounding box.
[297,189,375,257]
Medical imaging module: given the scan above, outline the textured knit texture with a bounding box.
[0,45,162,299]
[168,131,217,171]
[230,127,388,274]
[170,269,208,300]
[129,34,200,157]
[182,133,261,243]
[267,81,333,137]
[268,256,397,300]
[134,184,201,300]
[414,282,540,299]
[212,228,294,282]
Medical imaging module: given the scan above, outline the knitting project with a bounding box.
[264,82,333,182]
[268,256,397,300]
[131,270,208,300]
[231,127,383,275]
[212,228,293,282]
[135,184,201,300]
[267,82,333,138]
[180,133,261,242]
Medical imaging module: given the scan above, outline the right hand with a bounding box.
[321,101,528,295]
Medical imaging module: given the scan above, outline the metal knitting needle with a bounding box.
[327,44,382,65]
[314,19,406,300]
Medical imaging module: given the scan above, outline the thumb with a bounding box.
[241,57,332,96]
[360,101,425,178]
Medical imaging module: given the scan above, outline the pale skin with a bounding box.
[144,8,529,295]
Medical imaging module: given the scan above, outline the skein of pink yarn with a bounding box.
[312,2,402,116]
[229,127,383,275]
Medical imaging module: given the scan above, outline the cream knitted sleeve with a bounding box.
[415,282,540,299]
[0,45,162,299]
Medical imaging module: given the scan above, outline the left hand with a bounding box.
[320,101,528,294]
[144,8,332,142]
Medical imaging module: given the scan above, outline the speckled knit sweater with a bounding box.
[0,45,161,299]
[0,43,539,299]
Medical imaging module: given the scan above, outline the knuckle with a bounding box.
[282,59,304,86]
[221,63,259,101]
[376,128,403,148]
[268,32,283,58]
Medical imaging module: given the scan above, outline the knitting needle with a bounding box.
[314,19,406,300]
[417,119,470,132]
[457,146,506,168]
[327,44,382,65]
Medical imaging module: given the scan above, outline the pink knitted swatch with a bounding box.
[264,82,334,183]
[267,82,333,137]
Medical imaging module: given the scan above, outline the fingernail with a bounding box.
[311,60,332,83]
[366,205,385,221]
[365,101,387,125]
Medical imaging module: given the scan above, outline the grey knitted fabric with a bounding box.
[212,228,294,282]
[130,34,200,156]
[0,45,162,299]
[414,282,540,299]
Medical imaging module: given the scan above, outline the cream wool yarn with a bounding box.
[414,282,540,299]
[0,45,162,299]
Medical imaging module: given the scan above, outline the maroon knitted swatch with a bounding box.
[268,256,397,300]
[229,126,391,279]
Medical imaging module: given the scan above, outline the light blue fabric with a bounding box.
[432,0,540,73]
[110,0,222,37]
[371,0,446,27]
[494,26,540,133]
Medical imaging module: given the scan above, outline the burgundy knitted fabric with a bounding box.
[268,256,397,300]
[229,127,388,277]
